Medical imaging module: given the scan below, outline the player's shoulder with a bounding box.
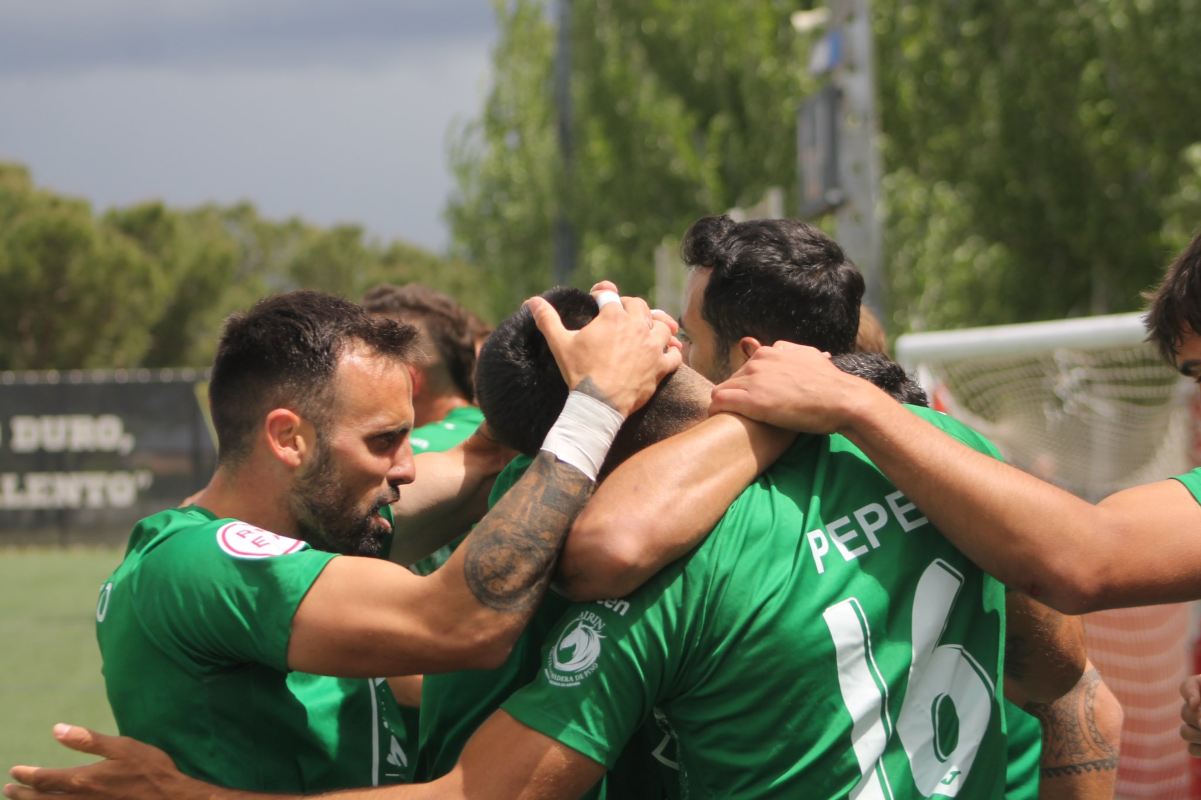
[903,404,1003,459]
[130,507,316,574]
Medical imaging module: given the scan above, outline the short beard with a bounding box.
[290,440,396,558]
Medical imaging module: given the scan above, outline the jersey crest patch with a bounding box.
[216,522,306,559]
[545,610,606,687]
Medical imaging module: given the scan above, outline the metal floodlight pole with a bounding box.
[552,0,577,286]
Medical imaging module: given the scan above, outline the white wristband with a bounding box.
[540,390,625,482]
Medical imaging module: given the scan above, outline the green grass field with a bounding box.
[0,547,121,770]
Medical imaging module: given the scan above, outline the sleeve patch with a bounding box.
[545,610,608,687]
[216,521,306,559]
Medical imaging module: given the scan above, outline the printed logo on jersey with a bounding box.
[545,610,606,687]
[386,735,408,769]
[216,522,306,559]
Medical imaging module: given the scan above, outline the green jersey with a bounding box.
[395,408,485,773]
[503,407,1009,799]
[1003,702,1041,799]
[409,405,484,455]
[1173,466,1201,503]
[96,506,413,792]
[416,456,534,780]
[408,405,485,578]
[417,455,669,798]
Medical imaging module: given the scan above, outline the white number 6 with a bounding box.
[823,559,995,799]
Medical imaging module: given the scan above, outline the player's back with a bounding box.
[507,406,1007,798]
[667,407,1006,796]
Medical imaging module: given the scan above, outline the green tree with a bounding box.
[452,0,1201,334]
[448,0,815,319]
[0,166,170,369]
[0,164,482,370]
[105,202,240,367]
[876,0,1201,331]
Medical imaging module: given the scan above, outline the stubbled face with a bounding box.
[290,348,416,557]
[680,268,731,383]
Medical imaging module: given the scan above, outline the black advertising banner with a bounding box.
[0,370,217,545]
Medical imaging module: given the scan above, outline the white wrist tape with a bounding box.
[541,390,625,482]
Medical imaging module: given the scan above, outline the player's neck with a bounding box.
[191,465,300,538]
[415,392,471,428]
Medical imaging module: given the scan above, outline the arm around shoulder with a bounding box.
[556,412,791,601]
[714,343,1201,612]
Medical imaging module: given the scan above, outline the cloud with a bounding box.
[0,0,496,75]
[0,2,499,250]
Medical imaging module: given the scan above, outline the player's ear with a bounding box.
[264,408,310,469]
[407,363,425,400]
[737,337,763,363]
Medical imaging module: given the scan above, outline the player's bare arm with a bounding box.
[386,675,422,708]
[557,411,791,601]
[288,289,681,676]
[551,279,793,600]
[1002,594,1120,798]
[7,711,602,800]
[387,429,515,566]
[710,341,1201,613]
[1026,665,1122,800]
[1003,593,1088,708]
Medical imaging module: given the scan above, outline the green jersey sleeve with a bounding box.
[409,406,484,454]
[1173,467,1201,504]
[501,567,688,770]
[488,454,535,507]
[131,516,337,672]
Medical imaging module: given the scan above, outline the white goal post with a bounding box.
[897,312,1200,800]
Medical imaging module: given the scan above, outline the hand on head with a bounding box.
[526,282,682,418]
[6,724,188,800]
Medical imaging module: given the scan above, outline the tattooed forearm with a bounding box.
[463,451,594,612]
[1041,759,1120,778]
[1026,667,1121,790]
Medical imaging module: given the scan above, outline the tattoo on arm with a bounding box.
[1026,668,1120,780]
[573,376,615,408]
[463,452,593,612]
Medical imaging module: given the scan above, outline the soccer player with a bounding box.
[657,214,1112,797]
[75,289,679,794]
[8,289,1100,800]
[701,227,1201,613]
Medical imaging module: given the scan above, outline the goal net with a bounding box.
[897,312,1199,800]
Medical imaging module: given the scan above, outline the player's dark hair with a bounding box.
[681,215,864,368]
[476,287,704,473]
[1144,229,1201,361]
[362,283,489,402]
[831,352,928,407]
[210,290,419,465]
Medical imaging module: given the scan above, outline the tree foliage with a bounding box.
[449,0,814,319]
[451,0,1201,333]
[877,0,1201,331]
[0,164,487,370]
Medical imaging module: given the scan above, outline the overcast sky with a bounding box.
[0,1,497,252]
